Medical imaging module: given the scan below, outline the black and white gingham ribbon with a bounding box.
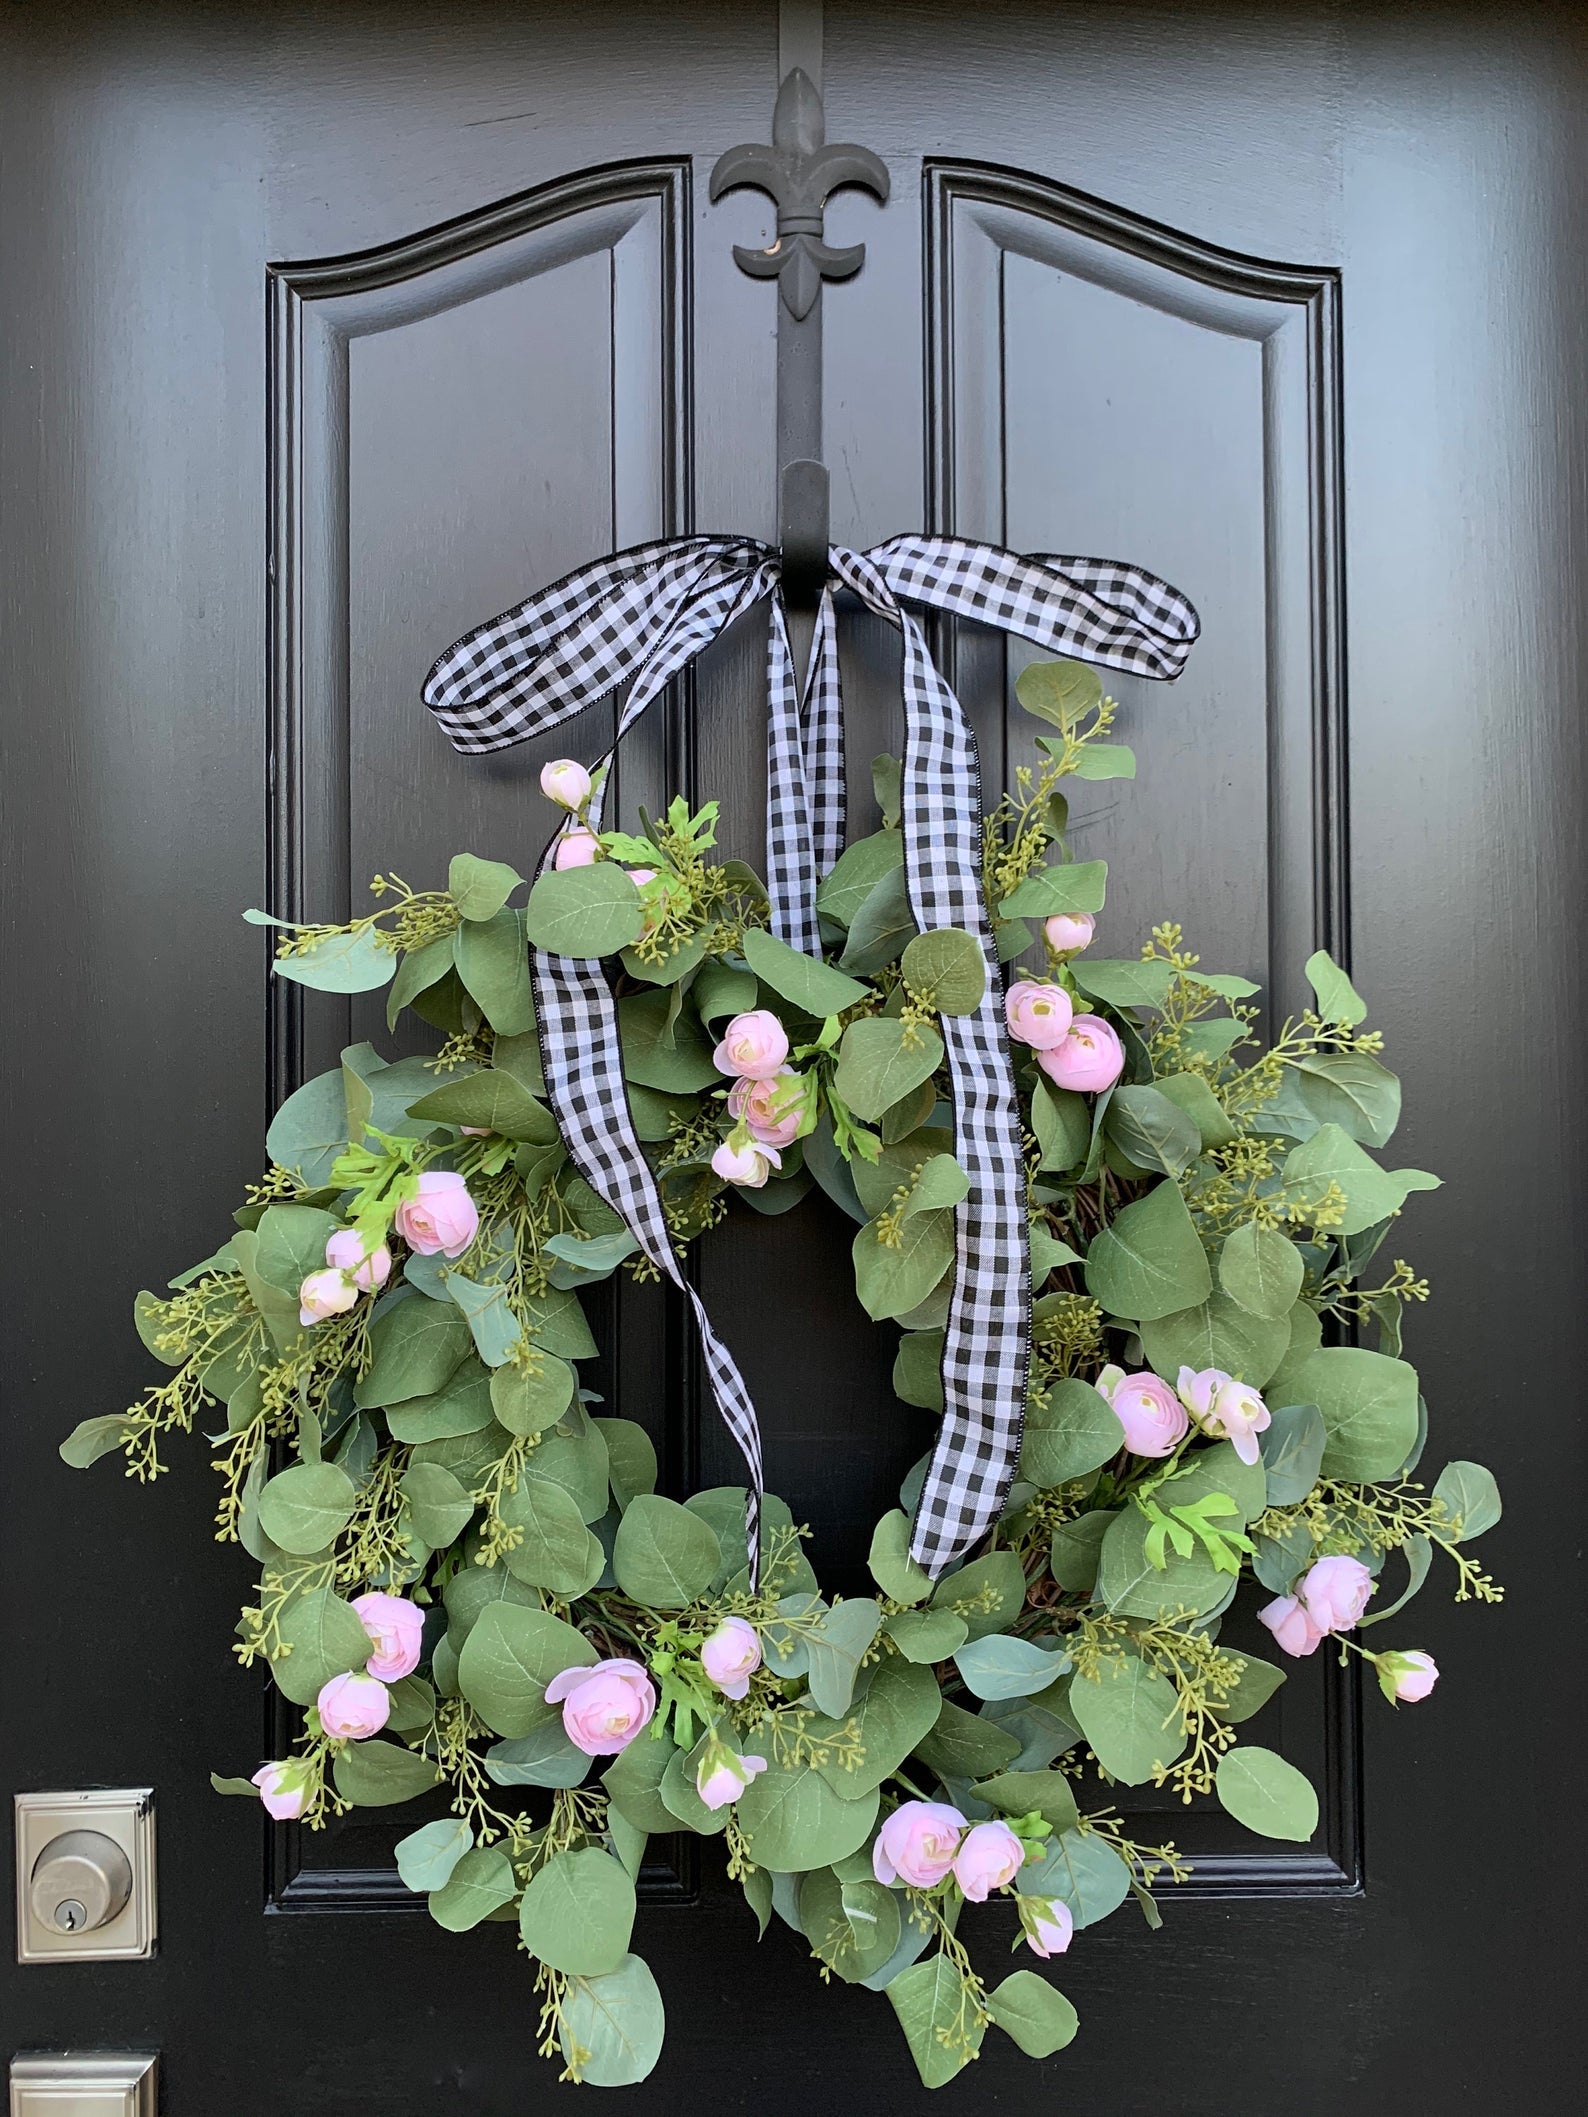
[424,535,1198,1581]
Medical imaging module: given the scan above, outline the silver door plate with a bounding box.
[14,1792,156,1963]
[9,2055,157,2117]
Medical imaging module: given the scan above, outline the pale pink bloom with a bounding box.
[316,1672,391,1741]
[1378,1649,1439,1703]
[873,1800,966,1889]
[1004,978,1075,1051]
[394,1170,479,1258]
[540,759,592,810]
[700,1616,762,1700]
[711,1139,780,1189]
[1258,1594,1327,1658]
[554,828,601,869]
[712,1008,790,1080]
[1044,912,1095,957]
[1037,1013,1126,1093]
[1096,1365,1187,1457]
[1297,1554,1374,1634]
[325,1229,391,1291]
[251,1761,310,1821]
[1021,1896,1075,1958]
[695,1748,767,1812]
[351,1592,424,1682]
[544,1658,656,1756]
[953,1819,1026,1902]
[298,1268,357,1327]
[728,1068,806,1149]
[627,867,658,886]
[1177,1366,1271,1465]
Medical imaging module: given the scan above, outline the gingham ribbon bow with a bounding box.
[423,534,1198,1584]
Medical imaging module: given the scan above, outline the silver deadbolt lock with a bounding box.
[30,1830,133,1936]
[14,1789,156,1962]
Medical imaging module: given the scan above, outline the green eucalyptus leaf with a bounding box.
[519,1847,636,1975]
[1019,1377,1123,1486]
[737,1761,880,1873]
[1215,1745,1318,1841]
[885,1608,968,1664]
[618,989,719,1092]
[912,1697,1021,1781]
[817,829,904,930]
[741,925,869,1014]
[454,907,535,1034]
[837,863,915,973]
[256,1463,357,1555]
[1291,1346,1420,1480]
[835,1017,944,1123]
[953,1634,1072,1701]
[612,1493,721,1607]
[501,1475,605,1596]
[1015,657,1101,727]
[1104,1085,1200,1177]
[405,1070,557,1142]
[972,1770,1079,1833]
[484,1718,592,1788]
[1258,1403,1326,1506]
[1068,1654,1187,1784]
[1279,1124,1439,1237]
[266,1067,349,1189]
[1071,958,1175,1011]
[1219,1220,1306,1320]
[1139,1290,1291,1391]
[804,1598,883,1716]
[852,1207,954,1323]
[798,1868,902,1983]
[448,853,524,923]
[272,1586,373,1703]
[1304,948,1367,1026]
[385,1357,495,1443]
[523,864,643,959]
[1292,1050,1401,1146]
[887,1955,984,2088]
[457,1602,594,1737]
[1085,1180,1212,1322]
[867,1510,932,1605]
[556,1955,665,2088]
[929,1549,1026,1643]
[490,1355,576,1437]
[999,860,1107,920]
[987,1970,1080,2058]
[331,1738,442,1807]
[429,1845,518,1932]
[899,927,987,1015]
[811,1658,944,1801]
[1033,1077,1091,1171]
[1430,1460,1502,1541]
[274,926,395,994]
[396,1817,473,1894]
[60,1416,135,1469]
[1016,1826,1131,1927]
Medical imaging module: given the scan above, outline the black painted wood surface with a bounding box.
[0,2,1579,2109]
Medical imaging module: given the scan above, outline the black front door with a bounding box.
[1,3,1572,2110]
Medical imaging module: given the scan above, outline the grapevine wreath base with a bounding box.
[67,659,1501,2088]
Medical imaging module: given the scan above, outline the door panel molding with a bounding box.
[925,159,1357,1897]
[263,158,697,1916]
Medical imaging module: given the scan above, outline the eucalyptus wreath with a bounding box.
[66,659,1502,2089]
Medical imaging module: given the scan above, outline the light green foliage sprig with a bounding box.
[66,656,1502,2094]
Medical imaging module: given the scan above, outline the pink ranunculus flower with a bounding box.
[953,1819,1027,1902]
[394,1170,479,1258]
[1376,1649,1439,1704]
[298,1267,357,1327]
[700,1616,762,1700]
[627,866,658,887]
[696,1745,768,1813]
[1020,1895,1075,1958]
[251,1760,311,1821]
[1004,978,1075,1051]
[728,1068,806,1149]
[316,1672,391,1741]
[1177,1365,1272,1464]
[325,1228,392,1291]
[554,828,601,869]
[545,1658,656,1756]
[540,758,592,810]
[873,1800,966,1889]
[1095,1364,1187,1457]
[1037,1012,1126,1093]
[712,1008,790,1080]
[351,1592,424,1682]
[711,1139,780,1189]
[1297,1554,1375,1634]
[1258,1594,1327,1658]
[1044,912,1096,958]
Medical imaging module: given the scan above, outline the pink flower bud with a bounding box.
[540,759,592,810]
[351,1592,424,1682]
[1037,1013,1126,1093]
[544,1658,656,1756]
[1004,978,1075,1051]
[873,1801,966,1889]
[316,1672,391,1742]
[699,1616,762,1700]
[1376,1649,1439,1703]
[1095,1365,1187,1457]
[251,1760,311,1821]
[298,1267,357,1328]
[1177,1366,1271,1464]
[695,1743,768,1812]
[952,1818,1027,1902]
[711,1139,780,1189]
[394,1170,479,1258]
[1044,912,1095,957]
[712,1008,790,1081]
[554,828,601,869]
[325,1229,391,1291]
[1020,1895,1075,1957]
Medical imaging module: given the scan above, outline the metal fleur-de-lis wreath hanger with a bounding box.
[423,59,1200,1592]
[710,66,889,319]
